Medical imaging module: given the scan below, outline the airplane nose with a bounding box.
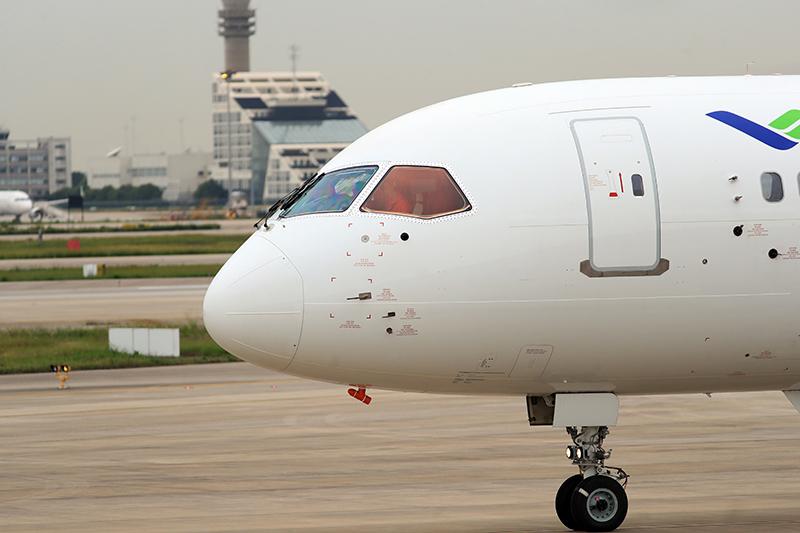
[203,233,303,371]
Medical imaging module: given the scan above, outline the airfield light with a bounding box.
[50,363,72,390]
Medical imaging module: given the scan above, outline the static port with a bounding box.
[733,225,743,236]
[400,232,409,241]
[769,248,779,259]
[386,327,393,334]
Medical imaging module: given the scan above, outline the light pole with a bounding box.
[219,70,237,201]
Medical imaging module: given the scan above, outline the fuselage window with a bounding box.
[631,174,645,197]
[281,166,378,217]
[360,166,471,219]
[761,172,783,202]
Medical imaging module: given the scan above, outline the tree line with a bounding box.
[47,172,229,203]
[48,183,164,202]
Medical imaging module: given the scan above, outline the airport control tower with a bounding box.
[218,0,255,72]
[211,0,368,202]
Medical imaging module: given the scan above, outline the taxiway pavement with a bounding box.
[1,363,799,532]
[1,219,254,241]
[0,278,209,327]
[0,253,230,270]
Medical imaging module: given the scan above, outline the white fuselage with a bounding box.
[204,75,800,397]
[0,190,34,218]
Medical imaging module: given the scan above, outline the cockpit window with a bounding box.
[360,166,470,218]
[281,166,378,217]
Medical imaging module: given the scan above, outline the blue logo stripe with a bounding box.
[707,111,798,150]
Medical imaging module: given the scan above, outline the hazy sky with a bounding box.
[1,0,797,169]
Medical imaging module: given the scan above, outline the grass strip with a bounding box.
[0,323,238,374]
[0,233,246,259]
[0,222,221,235]
[0,264,222,282]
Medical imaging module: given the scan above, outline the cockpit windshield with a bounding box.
[281,166,378,218]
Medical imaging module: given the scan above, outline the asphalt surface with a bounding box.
[0,278,209,327]
[0,219,254,241]
[1,363,799,532]
[0,254,230,270]
[11,209,237,224]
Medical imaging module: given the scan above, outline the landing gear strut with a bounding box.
[555,426,629,532]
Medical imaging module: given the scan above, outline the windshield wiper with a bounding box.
[279,172,324,215]
[253,173,323,229]
[253,194,290,229]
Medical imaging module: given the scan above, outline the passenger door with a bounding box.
[571,117,663,274]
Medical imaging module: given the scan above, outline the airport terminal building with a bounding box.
[210,71,368,204]
[0,129,71,198]
[211,1,368,205]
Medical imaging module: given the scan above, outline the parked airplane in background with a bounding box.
[0,190,34,222]
[204,75,800,531]
[0,190,67,222]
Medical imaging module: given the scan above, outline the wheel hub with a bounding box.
[587,488,617,522]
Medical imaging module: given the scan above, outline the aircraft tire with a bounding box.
[555,474,584,530]
[569,475,627,532]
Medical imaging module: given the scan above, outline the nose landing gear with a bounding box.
[556,426,628,532]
